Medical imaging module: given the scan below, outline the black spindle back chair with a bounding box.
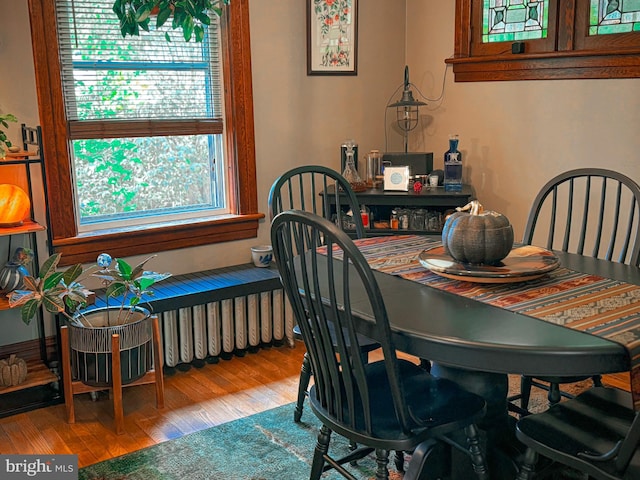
[268,164,365,239]
[516,387,640,480]
[268,165,375,423]
[523,168,640,266]
[271,210,489,480]
[511,168,640,414]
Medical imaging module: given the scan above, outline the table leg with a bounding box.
[429,363,522,479]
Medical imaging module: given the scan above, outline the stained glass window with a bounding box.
[482,0,549,43]
[590,0,640,35]
[451,0,640,82]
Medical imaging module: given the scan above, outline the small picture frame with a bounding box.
[307,0,358,75]
[384,166,410,191]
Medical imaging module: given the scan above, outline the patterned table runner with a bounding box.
[346,235,640,409]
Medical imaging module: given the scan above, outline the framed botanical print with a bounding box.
[307,0,358,75]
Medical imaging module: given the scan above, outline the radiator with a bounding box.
[160,288,296,368]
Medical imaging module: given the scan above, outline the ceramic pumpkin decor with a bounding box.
[0,184,31,227]
[442,200,514,265]
[0,354,28,387]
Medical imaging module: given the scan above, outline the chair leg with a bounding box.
[548,382,562,406]
[374,448,390,480]
[592,374,603,387]
[516,448,537,480]
[349,440,358,466]
[294,352,312,422]
[520,375,533,412]
[402,439,442,480]
[394,450,405,473]
[464,424,489,480]
[310,424,331,480]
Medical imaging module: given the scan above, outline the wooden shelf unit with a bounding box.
[321,184,474,236]
[0,359,58,394]
[0,125,60,417]
[0,221,46,237]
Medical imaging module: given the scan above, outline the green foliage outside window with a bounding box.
[112,0,230,42]
[73,136,215,220]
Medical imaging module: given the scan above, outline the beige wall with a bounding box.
[3,0,638,341]
[0,1,40,136]
[0,0,406,341]
[405,2,640,238]
[250,0,405,247]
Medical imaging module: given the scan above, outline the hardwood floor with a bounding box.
[0,340,628,471]
[0,343,307,468]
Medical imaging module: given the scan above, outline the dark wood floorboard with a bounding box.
[0,343,306,468]
[0,341,628,470]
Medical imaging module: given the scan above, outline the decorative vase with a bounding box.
[251,245,273,267]
[0,247,32,294]
[68,306,153,387]
[0,263,25,294]
[443,134,463,192]
[342,143,366,192]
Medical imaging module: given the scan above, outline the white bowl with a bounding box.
[251,245,273,268]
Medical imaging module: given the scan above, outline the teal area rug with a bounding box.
[79,403,377,480]
[79,381,592,480]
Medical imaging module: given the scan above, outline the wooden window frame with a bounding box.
[27,0,261,266]
[448,0,640,82]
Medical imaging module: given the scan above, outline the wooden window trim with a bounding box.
[27,0,260,266]
[449,0,640,82]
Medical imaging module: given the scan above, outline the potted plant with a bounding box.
[112,0,230,42]
[8,253,171,387]
[0,113,17,158]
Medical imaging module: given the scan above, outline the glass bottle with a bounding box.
[444,134,463,192]
[360,204,370,229]
[342,143,366,192]
[390,209,399,230]
[341,139,358,173]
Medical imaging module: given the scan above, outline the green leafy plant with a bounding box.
[0,113,17,157]
[112,0,230,42]
[91,253,171,324]
[8,253,171,327]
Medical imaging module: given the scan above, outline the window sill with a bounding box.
[51,213,265,266]
[446,49,640,82]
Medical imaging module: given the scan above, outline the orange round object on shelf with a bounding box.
[0,184,31,227]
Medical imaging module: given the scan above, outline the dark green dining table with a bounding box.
[322,234,638,478]
[344,235,632,379]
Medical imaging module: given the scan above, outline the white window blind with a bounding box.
[55,0,224,137]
